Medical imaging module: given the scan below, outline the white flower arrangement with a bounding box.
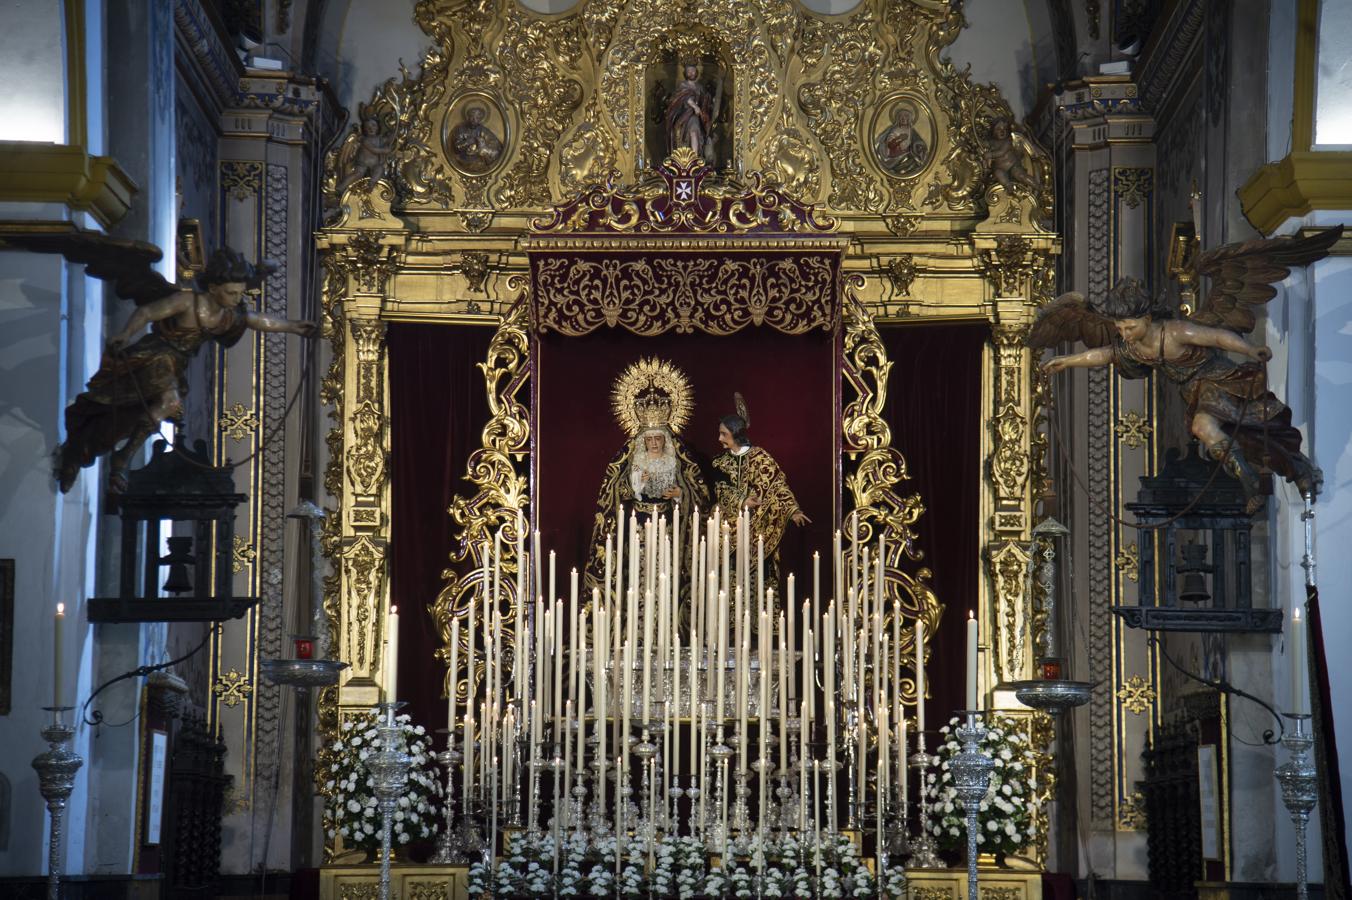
[465,832,883,898]
[321,711,441,855]
[924,714,1038,858]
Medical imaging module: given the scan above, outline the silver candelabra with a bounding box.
[951,712,994,900]
[365,702,412,900]
[907,740,942,868]
[430,731,467,863]
[1276,713,1317,900]
[32,706,83,900]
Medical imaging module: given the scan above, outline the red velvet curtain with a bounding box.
[534,325,839,592]
[878,322,988,736]
[389,322,496,734]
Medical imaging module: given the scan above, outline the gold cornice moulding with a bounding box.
[1239,151,1352,236]
[0,142,137,228]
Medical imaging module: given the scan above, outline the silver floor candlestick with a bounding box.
[33,706,82,900]
[366,702,411,900]
[951,712,994,900]
[1276,713,1317,900]
[907,741,942,868]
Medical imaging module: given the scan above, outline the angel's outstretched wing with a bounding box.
[1025,292,1115,349]
[1192,225,1343,334]
[0,232,178,304]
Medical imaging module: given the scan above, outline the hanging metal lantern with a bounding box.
[1114,441,1278,633]
[89,440,258,623]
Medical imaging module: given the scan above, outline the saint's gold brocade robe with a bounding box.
[712,446,799,561]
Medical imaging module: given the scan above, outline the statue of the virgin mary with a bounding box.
[584,358,708,594]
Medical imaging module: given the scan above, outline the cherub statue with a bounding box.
[334,108,395,198]
[1031,226,1342,512]
[2,235,318,492]
[982,118,1042,194]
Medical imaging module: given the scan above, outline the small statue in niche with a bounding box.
[1031,226,1343,513]
[660,59,724,168]
[334,108,395,198]
[0,234,318,493]
[448,103,504,173]
[982,118,1042,194]
[873,102,930,177]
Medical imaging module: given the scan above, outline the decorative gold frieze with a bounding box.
[989,539,1032,683]
[213,668,253,708]
[219,402,259,441]
[1115,542,1140,583]
[1117,674,1156,715]
[232,535,256,573]
[1111,166,1153,209]
[221,160,263,201]
[1115,409,1153,449]
[1118,790,1147,831]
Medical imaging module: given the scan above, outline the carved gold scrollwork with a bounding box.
[533,253,838,336]
[990,322,1031,514]
[347,320,388,496]
[841,274,941,703]
[431,293,532,703]
[988,539,1031,683]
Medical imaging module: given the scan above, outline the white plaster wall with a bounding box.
[0,250,104,877]
[946,0,1046,121]
[0,0,68,142]
[1268,208,1352,877]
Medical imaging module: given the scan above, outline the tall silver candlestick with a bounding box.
[907,740,942,868]
[430,731,464,863]
[951,712,994,900]
[33,706,82,900]
[365,702,411,900]
[1276,713,1317,900]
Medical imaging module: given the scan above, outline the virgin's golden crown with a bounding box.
[634,388,673,429]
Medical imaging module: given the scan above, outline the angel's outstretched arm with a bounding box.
[246,309,317,336]
[1042,345,1113,373]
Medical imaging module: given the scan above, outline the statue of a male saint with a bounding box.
[711,393,810,586]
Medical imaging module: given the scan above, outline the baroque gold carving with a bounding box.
[841,275,941,701]
[219,402,259,441]
[533,253,837,336]
[990,323,1030,506]
[1115,409,1153,449]
[1117,674,1156,715]
[213,668,253,708]
[431,296,531,700]
[988,539,1031,683]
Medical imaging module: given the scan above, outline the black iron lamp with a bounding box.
[1114,441,1277,633]
[89,440,258,623]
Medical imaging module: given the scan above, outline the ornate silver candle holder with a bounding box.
[906,742,942,868]
[1276,713,1317,900]
[258,657,348,688]
[365,702,412,900]
[33,706,82,900]
[430,731,466,864]
[951,712,994,900]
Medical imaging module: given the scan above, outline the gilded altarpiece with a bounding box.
[317,0,1060,870]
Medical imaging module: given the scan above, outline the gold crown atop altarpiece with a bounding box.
[611,357,692,438]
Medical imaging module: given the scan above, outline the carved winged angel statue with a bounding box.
[2,233,316,493]
[1030,225,1342,513]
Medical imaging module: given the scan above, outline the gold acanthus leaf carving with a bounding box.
[494,8,585,209]
[431,294,531,700]
[989,539,1032,683]
[796,10,886,212]
[840,274,940,690]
